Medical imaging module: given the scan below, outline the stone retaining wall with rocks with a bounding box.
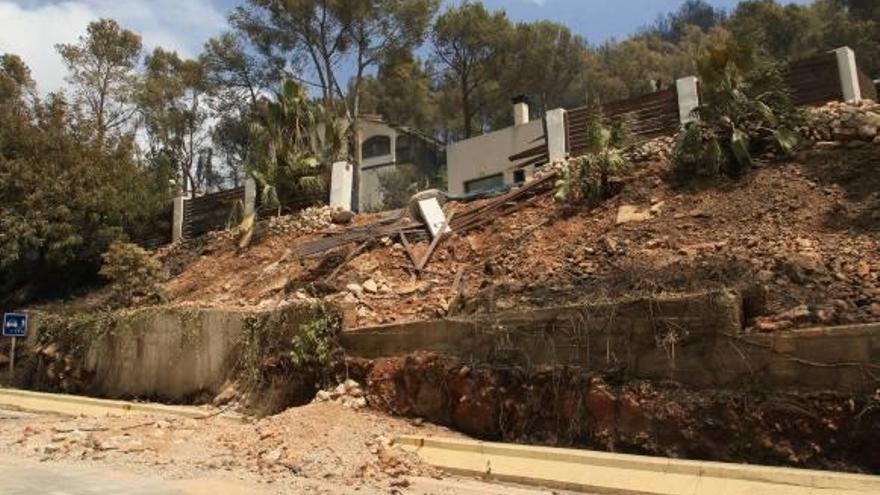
[802,100,880,146]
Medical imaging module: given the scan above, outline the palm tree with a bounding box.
[248,79,349,215]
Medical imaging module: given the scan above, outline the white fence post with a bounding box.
[172,195,185,243]
[544,108,567,163]
[330,161,354,211]
[833,47,862,102]
[244,178,257,216]
[676,76,700,124]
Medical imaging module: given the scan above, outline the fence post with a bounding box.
[833,47,862,102]
[172,195,185,243]
[244,178,257,217]
[675,76,700,124]
[544,108,567,163]
[330,161,354,211]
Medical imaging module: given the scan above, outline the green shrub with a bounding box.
[672,38,803,182]
[289,303,343,368]
[98,241,166,307]
[236,303,342,391]
[556,102,629,205]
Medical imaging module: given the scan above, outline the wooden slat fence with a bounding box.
[566,88,679,157]
[183,186,245,240]
[564,50,870,160]
[256,172,330,215]
[785,52,842,106]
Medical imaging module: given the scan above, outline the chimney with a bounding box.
[512,95,530,126]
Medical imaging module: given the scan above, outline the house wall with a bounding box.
[446,118,545,196]
[357,120,445,211]
[358,121,399,211]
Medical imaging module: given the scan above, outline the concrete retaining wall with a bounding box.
[343,291,880,393]
[23,305,319,401]
[20,292,879,400]
[80,308,247,400]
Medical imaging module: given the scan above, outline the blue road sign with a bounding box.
[3,313,28,337]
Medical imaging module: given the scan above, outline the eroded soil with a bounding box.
[152,145,879,331]
[351,352,880,474]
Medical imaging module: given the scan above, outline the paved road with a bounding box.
[0,406,585,495]
[0,456,266,495]
[0,454,586,495]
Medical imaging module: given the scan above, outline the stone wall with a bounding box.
[803,100,880,145]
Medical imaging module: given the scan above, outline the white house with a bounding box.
[445,96,566,196]
[356,115,445,211]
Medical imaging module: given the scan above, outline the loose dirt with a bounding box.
[0,401,463,494]
[351,352,880,475]
[154,144,879,331]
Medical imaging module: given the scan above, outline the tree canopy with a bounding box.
[1,0,878,304]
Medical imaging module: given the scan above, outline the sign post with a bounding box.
[3,312,28,379]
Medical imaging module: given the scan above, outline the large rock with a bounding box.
[777,252,825,284]
[331,209,355,225]
[362,279,379,294]
[857,125,877,140]
[616,204,652,224]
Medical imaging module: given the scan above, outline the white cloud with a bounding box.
[0,0,227,94]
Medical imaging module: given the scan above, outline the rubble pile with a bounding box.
[802,99,880,145]
[0,402,450,491]
[264,205,337,236]
[625,135,675,162]
[313,379,368,410]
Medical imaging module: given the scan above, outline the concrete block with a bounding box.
[329,161,354,211]
[172,195,185,243]
[676,76,700,124]
[418,198,451,238]
[513,101,529,126]
[616,204,652,224]
[244,178,256,216]
[834,47,862,102]
[544,108,567,163]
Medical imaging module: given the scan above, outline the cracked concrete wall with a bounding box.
[343,291,880,393]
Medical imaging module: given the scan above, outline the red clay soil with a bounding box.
[352,351,880,474]
[159,145,880,331]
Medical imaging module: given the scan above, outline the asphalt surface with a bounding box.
[0,457,187,495]
[0,407,262,495]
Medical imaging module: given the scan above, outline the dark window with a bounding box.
[513,169,526,184]
[464,173,504,194]
[362,135,391,159]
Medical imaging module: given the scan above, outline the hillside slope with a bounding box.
[157,144,879,332]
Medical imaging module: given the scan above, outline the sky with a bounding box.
[0,0,812,94]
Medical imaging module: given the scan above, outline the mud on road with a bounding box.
[0,402,459,494]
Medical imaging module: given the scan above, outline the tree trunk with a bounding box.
[351,62,365,212]
[461,74,472,138]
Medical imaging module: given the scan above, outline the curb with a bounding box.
[0,388,216,419]
[397,436,880,495]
